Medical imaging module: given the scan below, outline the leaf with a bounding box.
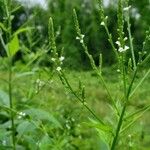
[0,22,7,32]
[15,71,35,78]
[39,135,51,149]
[13,27,34,37]
[17,121,37,136]
[87,119,113,149]
[0,90,9,106]
[23,108,62,128]
[7,35,19,57]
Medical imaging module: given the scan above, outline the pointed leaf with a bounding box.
[23,108,62,128]
[0,90,9,106]
[7,35,19,57]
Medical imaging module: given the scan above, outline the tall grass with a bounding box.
[48,0,150,149]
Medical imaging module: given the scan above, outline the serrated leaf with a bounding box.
[87,119,112,149]
[39,135,51,149]
[23,108,62,128]
[0,90,9,106]
[17,121,37,136]
[7,35,19,57]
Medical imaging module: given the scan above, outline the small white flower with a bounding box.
[100,21,105,26]
[59,56,65,62]
[124,45,129,51]
[80,39,84,44]
[56,66,61,72]
[76,36,80,40]
[81,34,85,39]
[118,45,129,53]
[115,41,121,46]
[105,16,108,20]
[124,37,128,41]
[117,69,121,72]
[51,58,56,62]
[123,6,131,11]
[36,79,44,87]
[18,112,26,119]
[118,47,124,52]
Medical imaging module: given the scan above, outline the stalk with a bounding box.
[4,0,16,149]
[8,58,16,150]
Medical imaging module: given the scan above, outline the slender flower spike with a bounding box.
[56,66,61,72]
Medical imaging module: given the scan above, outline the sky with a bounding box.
[17,0,47,9]
[17,0,110,9]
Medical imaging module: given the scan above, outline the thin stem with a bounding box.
[8,58,16,150]
[111,64,138,150]
[127,14,136,70]
[59,71,105,125]
[104,25,119,60]
[4,0,16,149]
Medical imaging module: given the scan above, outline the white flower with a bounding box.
[123,6,131,11]
[81,34,85,39]
[105,16,108,20]
[36,79,44,87]
[100,21,105,26]
[76,36,80,40]
[124,37,128,41]
[124,45,129,51]
[59,56,65,62]
[18,112,26,119]
[117,69,121,72]
[80,39,84,44]
[76,34,84,44]
[56,66,61,72]
[115,41,121,46]
[118,45,129,53]
[51,58,56,62]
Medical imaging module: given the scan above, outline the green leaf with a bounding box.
[17,121,37,136]
[0,22,7,32]
[13,27,34,37]
[0,90,9,106]
[15,71,35,78]
[87,119,113,150]
[23,108,62,128]
[39,135,51,149]
[7,35,19,57]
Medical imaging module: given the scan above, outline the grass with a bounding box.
[0,65,149,149]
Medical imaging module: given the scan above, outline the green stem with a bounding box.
[60,71,105,125]
[111,104,127,150]
[5,0,16,149]
[111,65,138,149]
[127,15,136,70]
[8,58,16,150]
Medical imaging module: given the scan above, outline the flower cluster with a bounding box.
[116,37,129,53]
[51,55,65,72]
[76,34,85,44]
[18,112,26,119]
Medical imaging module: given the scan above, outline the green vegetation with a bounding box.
[0,0,150,149]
